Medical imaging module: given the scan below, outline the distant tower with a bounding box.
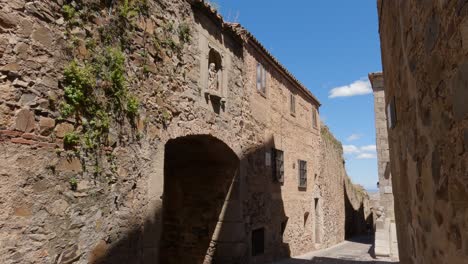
[369,72,398,259]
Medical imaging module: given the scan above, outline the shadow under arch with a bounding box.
[159,134,241,264]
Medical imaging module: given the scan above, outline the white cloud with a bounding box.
[343,144,377,159]
[360,145,376,152]
[328,79,372,98]
[346,134,362,142]
[356,153,377,159]
[343,145,360,154]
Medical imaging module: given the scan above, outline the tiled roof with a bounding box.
[191,0,321,107]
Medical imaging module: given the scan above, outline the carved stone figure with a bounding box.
[208,62,219,91]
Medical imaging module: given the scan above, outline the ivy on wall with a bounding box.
[57,0,191,187]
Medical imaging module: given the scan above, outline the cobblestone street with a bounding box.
[273,236,398,264]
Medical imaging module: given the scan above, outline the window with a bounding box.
[252,228,265,256]
[272,149,284,183]
[290,92,296,115]
[298,160,307,188]
[312,108,318,128]
[256,63,266,94]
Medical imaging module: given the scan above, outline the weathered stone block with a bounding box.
[13,205,32,217]
[0,12,18,30]
[39,116,55,136]
[32,24,53,48]
[56,157,82,173]
[19,93,36,105]
[54,123,74,138]
[0,63,20,73]
[46,199,69,216]
[14,108,35,132]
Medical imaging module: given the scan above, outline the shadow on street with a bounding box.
[272,236,399,264]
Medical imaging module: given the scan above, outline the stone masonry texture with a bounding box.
[369,72,398,258]
[0,0,371,263]
[378,0,468,263]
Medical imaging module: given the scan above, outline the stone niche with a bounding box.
[203,44,227,112]
[196,13,234,114]
[206,47,224,99]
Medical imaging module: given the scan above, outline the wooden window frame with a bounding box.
[298,160,307,188]
[312,108,318,129]
[256,63,267,95]
[290,92,296,116]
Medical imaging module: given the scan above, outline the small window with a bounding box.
[298,160,307,188]
[290,93,296,115]
[272,148,284,183]
[256,63,266,94]
[386,96,397,129]
[312,108,318,128]
[252,228,265,256]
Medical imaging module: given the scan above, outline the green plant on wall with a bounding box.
[57,0,179,186]
[62,4,76,21]
[63,132,80,149]
[69,177,78,191]
[126,96,139,118]
[118,0,149,20]
[61,60,95,118]
[179,23,191,43]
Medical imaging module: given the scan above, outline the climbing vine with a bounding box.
[58,0,149,184]
[57,0,191,188]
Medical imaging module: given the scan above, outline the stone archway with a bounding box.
[159,135,240,264]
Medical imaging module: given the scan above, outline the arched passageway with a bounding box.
[159,135,240,264]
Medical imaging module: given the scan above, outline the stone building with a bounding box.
[378,0,468,263]
[369,72,398,258]
[0,0,369,263]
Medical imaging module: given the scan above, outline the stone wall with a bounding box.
[318,125,372,247]
[317,125,346,247]
[378,0,468,263]
[0,0,372,263]
[0,0,254,263]
[241,29,322,261]
[369,72,398,258]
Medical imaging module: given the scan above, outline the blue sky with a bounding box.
[214,0,382,190]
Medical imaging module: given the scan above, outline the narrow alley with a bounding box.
[1,0,467,263]
[273,236,398,264]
